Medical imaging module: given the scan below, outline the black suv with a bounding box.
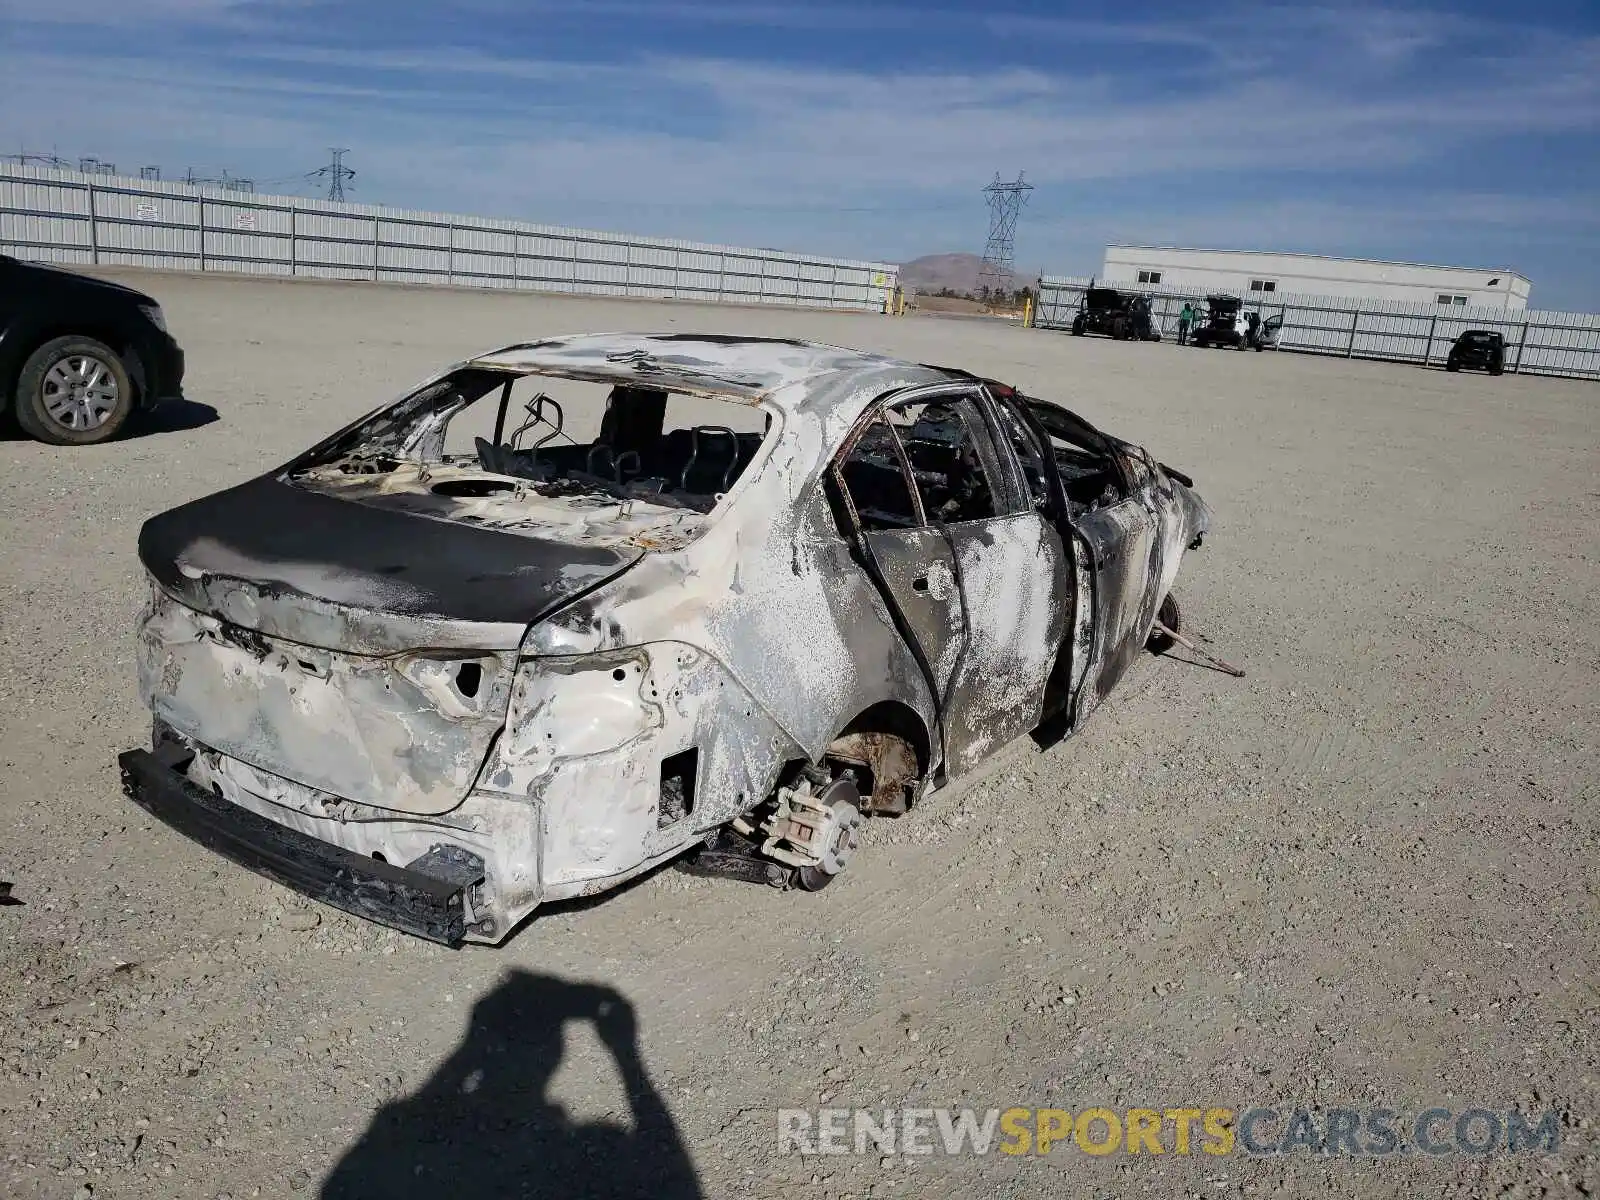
[1,256,185,444]
[1446,330,1505,375]
[1070,287,1159,341]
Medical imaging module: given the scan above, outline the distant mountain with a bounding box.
[898,252,1037,296]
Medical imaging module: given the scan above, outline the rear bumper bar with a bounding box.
[118,744,468,945]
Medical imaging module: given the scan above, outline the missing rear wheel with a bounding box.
[1147,593,1181,655]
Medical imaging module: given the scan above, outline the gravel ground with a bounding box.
[1,271,1596,1200]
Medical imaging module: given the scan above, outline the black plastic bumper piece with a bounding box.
[118,745,467,946]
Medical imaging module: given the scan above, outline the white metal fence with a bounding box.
[1036,275,1600,381]
[0,163,898,311]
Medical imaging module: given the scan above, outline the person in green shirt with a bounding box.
[1178,301,1196,345]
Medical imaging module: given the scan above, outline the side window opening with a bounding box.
[882,397,998,525]
[993,400,1050,513]
[830,416,923,533]
[1025,401,1127,517]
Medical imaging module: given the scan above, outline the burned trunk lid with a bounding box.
[136,475,641,816]
[139,475,641,654]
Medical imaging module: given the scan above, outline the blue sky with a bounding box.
[3,0,1597,308]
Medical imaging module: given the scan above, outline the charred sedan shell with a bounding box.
[121,332,1213,944]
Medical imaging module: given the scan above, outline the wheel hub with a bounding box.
[680,770,865,891]
[809,779,864,876]
[760,774,862,877]
[43,355,120,431]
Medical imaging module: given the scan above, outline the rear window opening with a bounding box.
[447,375,770,513]
[292,368,772,521]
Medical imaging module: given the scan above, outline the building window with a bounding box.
[1249,279,1277,292]
[1437,294,1468,306]
[1137,270,1162,284]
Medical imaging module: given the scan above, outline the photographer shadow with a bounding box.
[322,970,702,1200]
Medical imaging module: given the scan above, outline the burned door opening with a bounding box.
[830,389,1070,779]
[1019,399,1166,711]
[830,409,966,756]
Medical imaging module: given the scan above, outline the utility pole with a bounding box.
[978,172,1033,298]
[309,148,354,202]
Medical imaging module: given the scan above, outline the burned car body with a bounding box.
[120,334,1211,945]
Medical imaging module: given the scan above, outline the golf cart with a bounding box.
[1190,294,1281,351]
[1071,287,1160,341]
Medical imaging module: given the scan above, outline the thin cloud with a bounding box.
[5,35,1596,195]
[0,0,311,27]
[0,1,1595,303]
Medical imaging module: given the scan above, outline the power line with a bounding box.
[308,147,355,201]
[2,151,72,169]
[978,171,1033,293]
[184,167,256,193]
[5,146,309,196]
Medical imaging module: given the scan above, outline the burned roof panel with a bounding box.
[470,332,953,408]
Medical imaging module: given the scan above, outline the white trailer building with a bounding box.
[1101,245,1531,310]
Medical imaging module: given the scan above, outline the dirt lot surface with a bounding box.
[2,272,1596,1200]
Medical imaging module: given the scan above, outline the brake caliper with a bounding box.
[754,768,863,877]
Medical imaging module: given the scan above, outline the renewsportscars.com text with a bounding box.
[777,1106,1562,1158]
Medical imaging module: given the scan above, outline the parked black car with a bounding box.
[1446,330,1505,375]
[0,256,185,444]
[1071,287,1160,341]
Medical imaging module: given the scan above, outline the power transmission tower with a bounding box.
[978,172,1033,296]
[309,148,354,202]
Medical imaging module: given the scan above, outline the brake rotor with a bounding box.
[795,775,863,892]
